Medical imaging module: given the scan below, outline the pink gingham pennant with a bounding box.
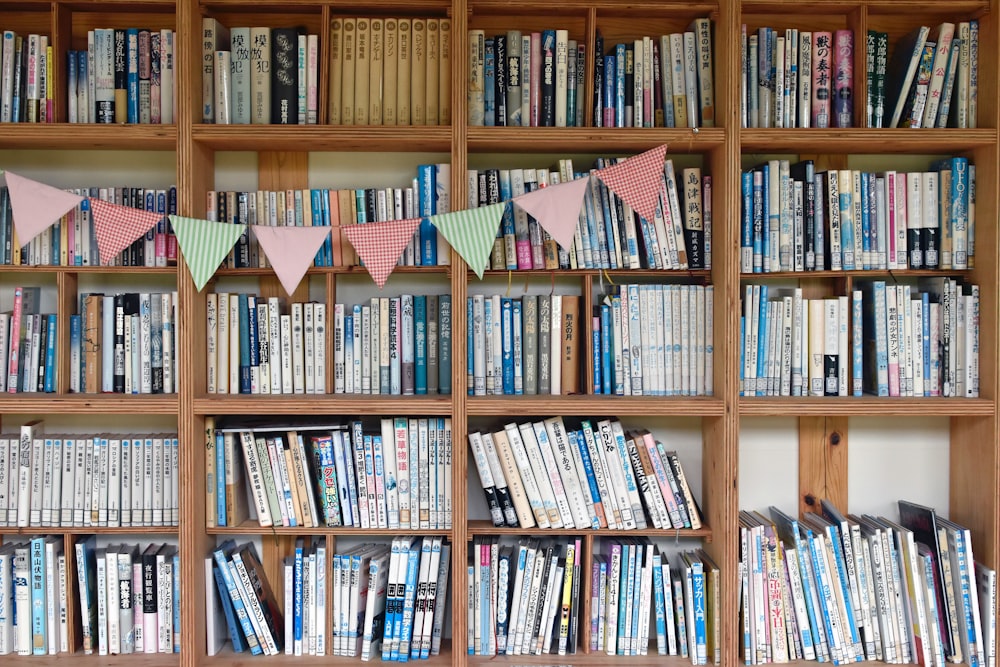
[89,197,165,265]
[595,144,668,224]
[343,217,423,288]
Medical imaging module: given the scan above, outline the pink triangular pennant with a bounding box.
[89,197,166,265]
[343,217,423,288]
[595,144,669,224]
[252,225,332,296]
[4,171,85,247]
[512,176,591,251]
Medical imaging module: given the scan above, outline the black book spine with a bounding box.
[36,314,47,392]
[540,31,556,126]
[114,293,126,393]
[364,188,377,222]
[494,35,507,127]
[270,28,300,124]
[114,29,128,123]
[142,551,158,617]
[623,44,634,127]
[593,31,604,127]
[824,354,839,396]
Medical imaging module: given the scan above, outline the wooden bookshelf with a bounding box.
[0,0,996,665]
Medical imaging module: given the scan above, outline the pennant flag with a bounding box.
[595,143,668,224]
[4,171,84,247]
[430,203,505,278]
[512,175,591,251]
[343,217,422,288]
[89,197,166,265]
[252,224,331,296]
[169,215,246,291]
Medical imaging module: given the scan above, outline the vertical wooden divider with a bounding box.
[798,416,849,517]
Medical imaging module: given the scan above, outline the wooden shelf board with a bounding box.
[193,395,453,415]
[470,0,719,13]
[208,521,452,537]
[0,525,178,535]
[739,397,995,417]
[468,519,712,541]
[201,640,453,664]
[191,125,452,152]
[742,0,988,12]
[0,395,179,414]
[468,649,692,665]
[203,0,451,9]
[740,269,974,279]
[740,128,997,153]
[13,653,178,665]
[0,124,177,150]
[467,395,725,416]
[467,127,725,153]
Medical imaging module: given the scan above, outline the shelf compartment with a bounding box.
[191,125,452,152]
[208,521,453,537]
[467,127,725,153]
[739,397,995,416]
[0,394,178,414]
[0,124,177,150]
[193,395,453,416]
[466,395,725,416]
[740,128,997,153]
[467,519,712,541]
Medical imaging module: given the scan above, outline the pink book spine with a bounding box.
[886,172,897,269]
[811,31,833,128]
[894,171,908,267]
[132,562,145,652]
[834,30,853,128]
[515,240,532,269]
[529,33,541,127]
[7,287,22,392]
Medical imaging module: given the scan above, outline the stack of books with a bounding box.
[75,537,180,655]
[67,28,176,124]
[0,287,56,394]
[739,500,996,666]
[208,418,452,531]
[1,31,53,123]
[0,536,67,655]
[208,540,282,655]
[469,417,701,531]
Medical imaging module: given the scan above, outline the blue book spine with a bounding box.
[501,297,513,394]
[839,188,855,271]
[755,285,769,396]
[741,171,753,272]
[414,295,427,395]
[602,56,616,127]
[953,157,969,269]
[922,293,931,396]
[652,552,667,653]
[752,171,764,272]
[614,44,626,127]
[484,38,496,126]
[30,537,46,654]
[215,430,227,526]
[383,542,400,660]
[212,563,247,652]
[212,545,262,655]
[310,190,325,266]
[511,298,523,395]
[293,543,304,650]
[466,297,474,396]
[396,543,421,661]
[44,313,56,392]
[874,281,889,396]
[172,553,181,652]
[77,54,88,126]
[246,296,259,385]
[321,188,333,266]
[828,527,861,653]
[860,173,871,269]
[600,304,612,395]
[70,314,81,388]
[355,189,367,224]
[237,293,250,394]
[739,316,746,394]
[127,29,139,123]
[591,314,602,394]
[852,292,863,397]
[417,165,438,265]
[691,562,707,664]
[571,430,602,529]
[760,166,771,271]
[67,51,78,117]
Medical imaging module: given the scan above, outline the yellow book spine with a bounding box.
[424,18,440,126]
[340,18,356,125]
[396,19,411,124]
[328,18,343,124]
[368,18,384,125]
[354,18,370,125]
[382,18,398,126]
[410,18,426,125]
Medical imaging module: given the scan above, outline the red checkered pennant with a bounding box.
[343,217,422,288]
[594,143,668,225]
[89,197,165,265]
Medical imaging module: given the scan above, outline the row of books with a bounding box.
[874,22,980,129]
[334,295,453,396]
[210,418,452,531]
[76,538,180,655]
[596,283,714,397]
[469,28,585,128]
[740,158,975,274]
[71,291,178,395]
[593,542,719,662]
[68,28,176,124]
[0,422,179,528]
[0,287,56,394]
[208,163,448,269]
[0,536,66,655]
[469,417,701,531]
[205,23,320,125]
[330,17,451,126]
[740,280,980,398]
[1,31,53,123]
[473,158,710,271]
[739,501,995,666]
[0,185,178,268]
[741,28,853,129]
[594,20,715,129]
[469,537,582,656]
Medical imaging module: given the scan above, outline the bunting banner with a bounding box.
[252,224,332,296]
[89,197,166,265]
[342,217,422,288]
[4,171,84,248]
[594,143,668,224]
[430,203,506,279]
[169,215,246,291]
[512,175,591,251]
